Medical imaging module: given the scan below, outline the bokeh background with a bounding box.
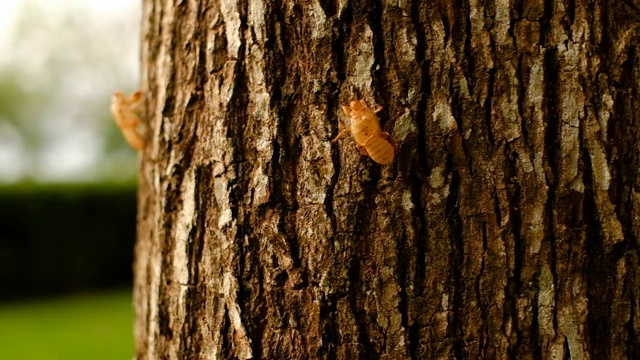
[0,0,140,358]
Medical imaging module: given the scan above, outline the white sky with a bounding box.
[0,0,141,183]
[0,2,20,39]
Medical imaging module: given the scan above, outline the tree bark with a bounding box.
[134,0,640,358]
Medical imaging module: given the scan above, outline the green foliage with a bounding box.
[0,71,47,151]
[0,290,133,360]
[0,0,140,182]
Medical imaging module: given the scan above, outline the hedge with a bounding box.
[0,183,137,300]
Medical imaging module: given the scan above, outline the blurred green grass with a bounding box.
[0,289,133,360]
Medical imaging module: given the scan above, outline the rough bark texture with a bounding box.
[134,0,640,358]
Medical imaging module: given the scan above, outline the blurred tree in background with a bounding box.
[0,0,140,183]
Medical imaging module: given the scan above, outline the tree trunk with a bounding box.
[134,0,640,358]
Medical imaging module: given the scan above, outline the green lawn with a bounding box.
[0,289,134,360]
